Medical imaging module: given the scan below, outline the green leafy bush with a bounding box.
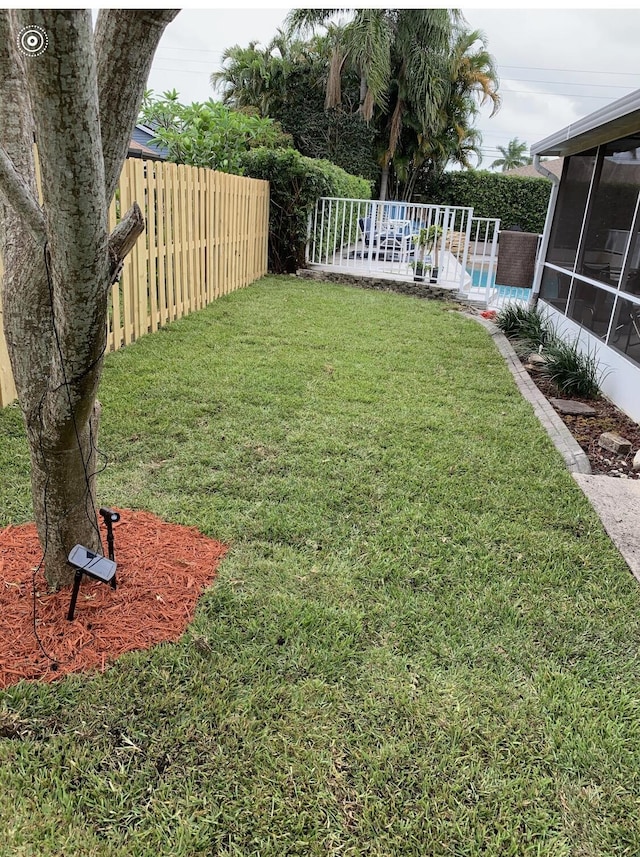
[140,90,291,174]
[240,148,371,273]
[420,170,552,234]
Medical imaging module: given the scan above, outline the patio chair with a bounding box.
[358,213,419,262]
[358,217,378,247]
[612,303,640,350]
[378,220,416,260]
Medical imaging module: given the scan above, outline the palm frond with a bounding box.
[285,9,344,36]
[345,9,393,115]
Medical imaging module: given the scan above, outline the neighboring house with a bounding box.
[130,121,170,159]
[531,90,640,423]
[504,158,564,180]
[127,138,165,160]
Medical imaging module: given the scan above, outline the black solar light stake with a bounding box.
[99,507,120,561]
[67,545,117,621]
[66,508,121,621]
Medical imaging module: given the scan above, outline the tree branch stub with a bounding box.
[108,202,145,285]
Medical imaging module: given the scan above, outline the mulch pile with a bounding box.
[0,509,228,690]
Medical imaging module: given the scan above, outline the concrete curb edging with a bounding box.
[467,314,592,474]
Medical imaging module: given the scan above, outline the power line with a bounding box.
[150,68,634,103]
[150,60,638,103]
[154,45,640,80]
[501,77,637,91]
[153,56,220,67]
[499,86,634,101]
[151,65,217,76]
[154,47,640,80]
[156,46,225,56]
[499,63,640,77]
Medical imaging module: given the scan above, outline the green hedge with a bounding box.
[240,147,372,274]
[419,170,553,234]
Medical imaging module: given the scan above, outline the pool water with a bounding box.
[470,268,532,300]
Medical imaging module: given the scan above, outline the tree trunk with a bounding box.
[27,402,103,589]
[2,230,108,587]
[379,161,390,201]
[0,10,176,590]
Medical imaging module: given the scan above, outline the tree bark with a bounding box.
[28,402,103,588]
[94,9,179,203]
[0,9,177,589]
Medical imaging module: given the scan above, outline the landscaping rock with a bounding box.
[549,398,597,416]
[633,450,640,472]
[524,353,546,373]
[599,431,632,454]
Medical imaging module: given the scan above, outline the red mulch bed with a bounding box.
[0,509,228,690]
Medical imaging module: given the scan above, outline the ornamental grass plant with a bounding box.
[543,336,605,399]
[495,302,550,349]
[496,301,604,399]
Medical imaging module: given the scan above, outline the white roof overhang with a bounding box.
[531,89,640,158]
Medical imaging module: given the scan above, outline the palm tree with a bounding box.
[211,15,501,199]
[401,27,500,198]
[490,137,532,172]
[446,27,500,161]
[212,37,288,117]
[287,8,459,201]
[359,22,500,200]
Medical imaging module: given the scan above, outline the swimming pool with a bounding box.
[469,268,532,301]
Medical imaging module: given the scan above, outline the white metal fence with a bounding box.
[306,197,543,309]
[463,216,500,305]
[306,198,475,290]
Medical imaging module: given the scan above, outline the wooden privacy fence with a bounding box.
[0,158,270,406]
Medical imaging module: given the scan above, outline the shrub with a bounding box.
[542,338,604,399]
[140,92,292,174]
[496,302,604,398]
[240,148,371,273]
[419,171,551,234]
[495,303,551,349]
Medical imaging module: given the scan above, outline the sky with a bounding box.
[145,6,640,170]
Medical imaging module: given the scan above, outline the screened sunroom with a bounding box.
[531,90,640,423]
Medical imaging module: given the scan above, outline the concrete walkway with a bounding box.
[473,314,640,583]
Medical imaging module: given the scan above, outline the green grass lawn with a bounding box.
[1,276,640,856]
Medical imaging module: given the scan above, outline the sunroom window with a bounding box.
[576,137,640,286]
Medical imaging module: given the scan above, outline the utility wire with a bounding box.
[501,77,637,90]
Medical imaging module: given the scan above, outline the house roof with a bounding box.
[127,139,166,160]
[504,158,564,179]
[531,88,640,158]
[136,121,160,135]
[132,122,170,158]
